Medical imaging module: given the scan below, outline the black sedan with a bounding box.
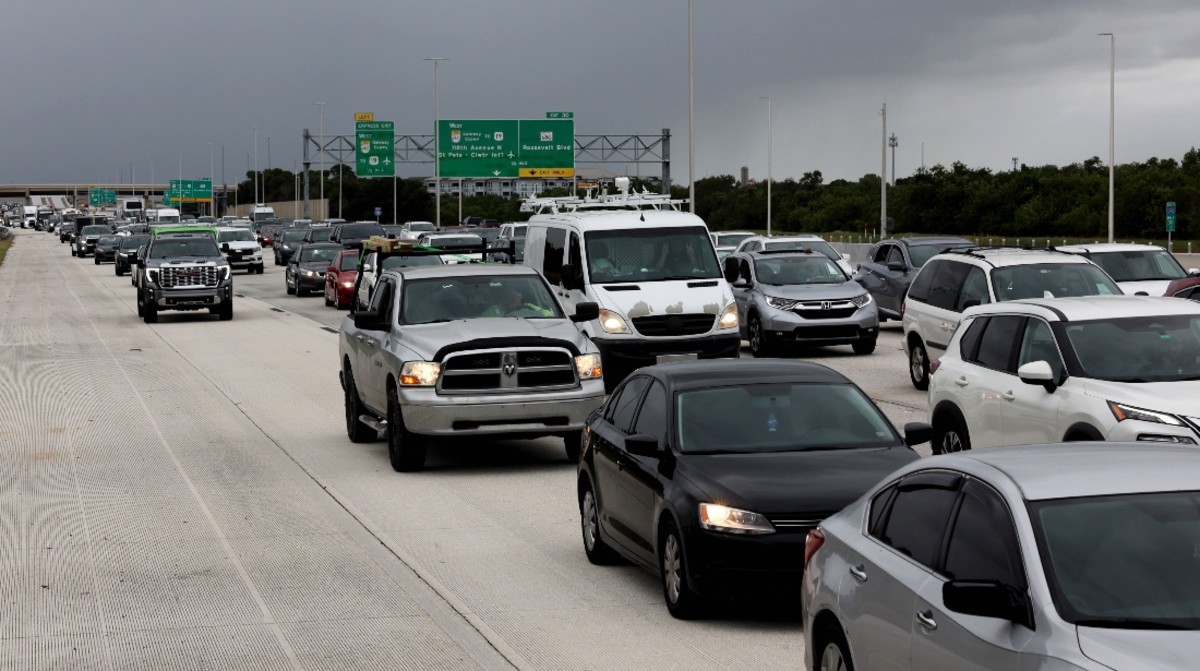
[93,235,121,264]
[577,358,929,618]
[285,243,341,296]
[115,235,151,276]
[274,229,309,265]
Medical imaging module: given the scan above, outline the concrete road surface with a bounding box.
[1,229,931,670]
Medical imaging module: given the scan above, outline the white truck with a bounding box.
[250,204,276,222]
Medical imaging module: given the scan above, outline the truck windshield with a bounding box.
[150,239,219,258]
[585,226,721,283]
[218,229,256,243]
[401,275,563,324]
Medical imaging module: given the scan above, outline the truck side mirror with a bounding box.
[572,302,600,323]
[561,263,584,290]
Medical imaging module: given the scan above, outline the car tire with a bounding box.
[136,296,143,317]
[285,276,295,295]
[387,385,426,472]
[660,518,705,619]
[115,265,122,276]
[579,478,619,565]
[94,255,100,265]
[342,367,376,444]
[142,300,158,324]
[563,430,583,463]
[909,341,930,390]
[748,314,774,358]
[324,292,334,308]
[255,264,264,274]
[219,301,233,321]
[815,622,856,671]
[933,411,971,454]
[852,336,877,355]
[70,248,77,257]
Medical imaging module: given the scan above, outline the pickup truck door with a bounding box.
[358,277,397,413]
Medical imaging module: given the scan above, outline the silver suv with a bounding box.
[902,248,1120,389]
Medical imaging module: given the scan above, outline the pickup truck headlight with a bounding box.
[574,353,603,379]
[400,361,441,386]
[147,269,159,283]
[698,503,775,535]
[598,309,631,334]
[717,303,739,330]
[218,265,231,281]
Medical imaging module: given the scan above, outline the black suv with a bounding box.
[854,236,974,320]
[329,222,385,249]
[135,233,233,323]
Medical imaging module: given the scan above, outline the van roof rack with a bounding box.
[520,176,687,214]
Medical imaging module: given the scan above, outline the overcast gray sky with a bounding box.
[4,0,1200,187]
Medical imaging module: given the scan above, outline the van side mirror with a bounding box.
[723,257,740,283]
[572,302,600,323]
[561,263,584,290]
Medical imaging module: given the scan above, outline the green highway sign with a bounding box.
[88,188,117,205]
[1167,201,1177,233]
[438,118,575,178]
[167,179,212,203]
[355,120,394,177]
[546,112,574,119]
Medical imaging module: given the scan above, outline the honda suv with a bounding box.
[902,248,1121,389]
[929,296,1200,453]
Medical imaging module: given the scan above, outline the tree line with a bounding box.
[230,148,1200,239]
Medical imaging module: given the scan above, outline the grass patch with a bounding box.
[0,238,11,268]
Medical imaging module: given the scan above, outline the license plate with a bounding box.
[656,353,698,364]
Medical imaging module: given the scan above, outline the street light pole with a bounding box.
[252,126,260,208]
[1099,32,1115,243]
[759,96,772,237]
[314,102,326,220]
[207,142,214,217]
[425,57,448,229]
[880,103,887,240]
[687,0,695,213]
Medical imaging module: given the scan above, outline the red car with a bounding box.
[325,249,359,309]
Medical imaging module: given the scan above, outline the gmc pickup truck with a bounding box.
[339,261,605,471]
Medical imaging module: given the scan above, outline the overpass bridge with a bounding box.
[0,184,235,206]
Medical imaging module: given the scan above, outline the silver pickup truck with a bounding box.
[339,262,605,471]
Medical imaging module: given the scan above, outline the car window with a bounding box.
[992,263,1122,300]
[955,267,991,311]
[1090,250,1186,282]
[631,381,668,446]
[1018,318,1065,380]
[338,255,358,271]
[944,480,1027,587]
[877,473,962,569]
[927,260,971,311]
[369,278,394,319]
[869,244,887,264]
[886,245,905,266]
[907,259,941,303]
[609,376,650,434]
[543,227,566,285]
[955,316,988,360]
[971,315,1023,372]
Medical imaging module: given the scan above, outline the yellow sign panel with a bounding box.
[354,112,374,121]
[519,168,575,178]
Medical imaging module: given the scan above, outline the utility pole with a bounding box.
[880,103,887,240]
[425,57,448,229]
[253,126,260,207]
[1099,32,1116,243]
[759,96,772,237]
[314,102,326,221]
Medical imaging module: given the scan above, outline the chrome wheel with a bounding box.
[581,490,600,552]
[820,642,848,671]
[663,533,683,605]
[909,343,929,390]
[942,427,966,453]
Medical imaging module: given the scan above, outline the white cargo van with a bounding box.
[250,204,276,222]
[521,179,741,389]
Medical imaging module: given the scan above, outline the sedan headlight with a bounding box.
[400,361,441,386]
[698,503,775,535]
[1108,401,1185,426]
[850,293,872,308]
[598,309,631,334]
[302,269,316,277]
[765,296,797,311]
[283,244,292,250]
[718,303,739,330]
[574,353,603,379]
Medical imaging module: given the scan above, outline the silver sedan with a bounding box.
[802,443,1200,671]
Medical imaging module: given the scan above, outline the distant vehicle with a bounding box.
[329,221,385,249]
[414,233,486,264]
[1057,242,1200,296]
[120,198,145,221]
[250,204,276,222]
[274,230,308,265]
[854,236,977,321]
[114,235,150,277]
[93,235,121,264]
[709,230,755,249]
[734,235,854,276]
[398,221,436,241]
[285,243,341,296]
[489,223,526,263]
[151,208,181,224]
[215,227,265,274]
[324,249,360,310]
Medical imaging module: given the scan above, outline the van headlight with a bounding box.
[574,353,603,379]
[400,361,441,386]
[718,303,739,330]
[598,309,631,334]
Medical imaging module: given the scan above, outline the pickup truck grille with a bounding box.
[632,314,714,337]
[159,266,219,288]
[440,348,576,392]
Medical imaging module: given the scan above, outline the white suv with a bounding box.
[1057,242,1199,296]
[902,248,1121,389]
[929,296,1200,453]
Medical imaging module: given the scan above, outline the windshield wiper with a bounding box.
[1075,618,1193,630]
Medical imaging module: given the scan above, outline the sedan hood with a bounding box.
[759,280,867,302]
[1079,627,1200,670]
[676,446,917,515]
[400,318,588,361]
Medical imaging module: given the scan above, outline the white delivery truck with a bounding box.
[250,204,276,222]
[521,178,741,390]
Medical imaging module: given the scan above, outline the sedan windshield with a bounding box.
[338,255,359,271]
[401,275,562,324]
[676,383,899,453]
[755,255,847,285]
[305,228,334,242]
[1031,491,1200,629]
[1088,250,1187,283]
[1064,315,1200,382]
[992,264,1122,300]
[586,226,720,283]
[339,223,384,239]
[82,225,110,235]
[300,247,337,263]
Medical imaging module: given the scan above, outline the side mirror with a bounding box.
[353,309,387,331]
[1189,268,1200,277]
[887,261,906,272]
[220,242,230,252]
[326,265,337,274]
[1017,360,1058,393]
[561,263,584,290]
[723,257,740,283]
[361,264,373,272]
[572,302,600,323]
[903,422,932,446]
[943,580,1033,629]
[625,434,661,458]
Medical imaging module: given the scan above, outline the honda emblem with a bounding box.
[821,301,832,310]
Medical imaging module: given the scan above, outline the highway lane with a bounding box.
[2,229,934,669]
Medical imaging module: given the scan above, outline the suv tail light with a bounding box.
[930,358,941,375]
[803,527,826,571]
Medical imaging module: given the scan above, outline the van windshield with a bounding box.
[585,226,721,283]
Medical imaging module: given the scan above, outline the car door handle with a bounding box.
[1002,391,1015,401]
[916,609,938,631]
[954,377,969,387]
[848,564,868,583]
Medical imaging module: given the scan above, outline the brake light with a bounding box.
[803,527,826,571]
[930,358,941,375]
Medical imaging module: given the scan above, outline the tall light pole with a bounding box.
[687,0,695,213]
[313,102,326,220]
[880,103,887,240]
[207,142,215,217]
[759,96,772,236]
[1099,32,1115,243]
[425,57,448,229]
[888,133,898,186]
[252,126,260,207]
